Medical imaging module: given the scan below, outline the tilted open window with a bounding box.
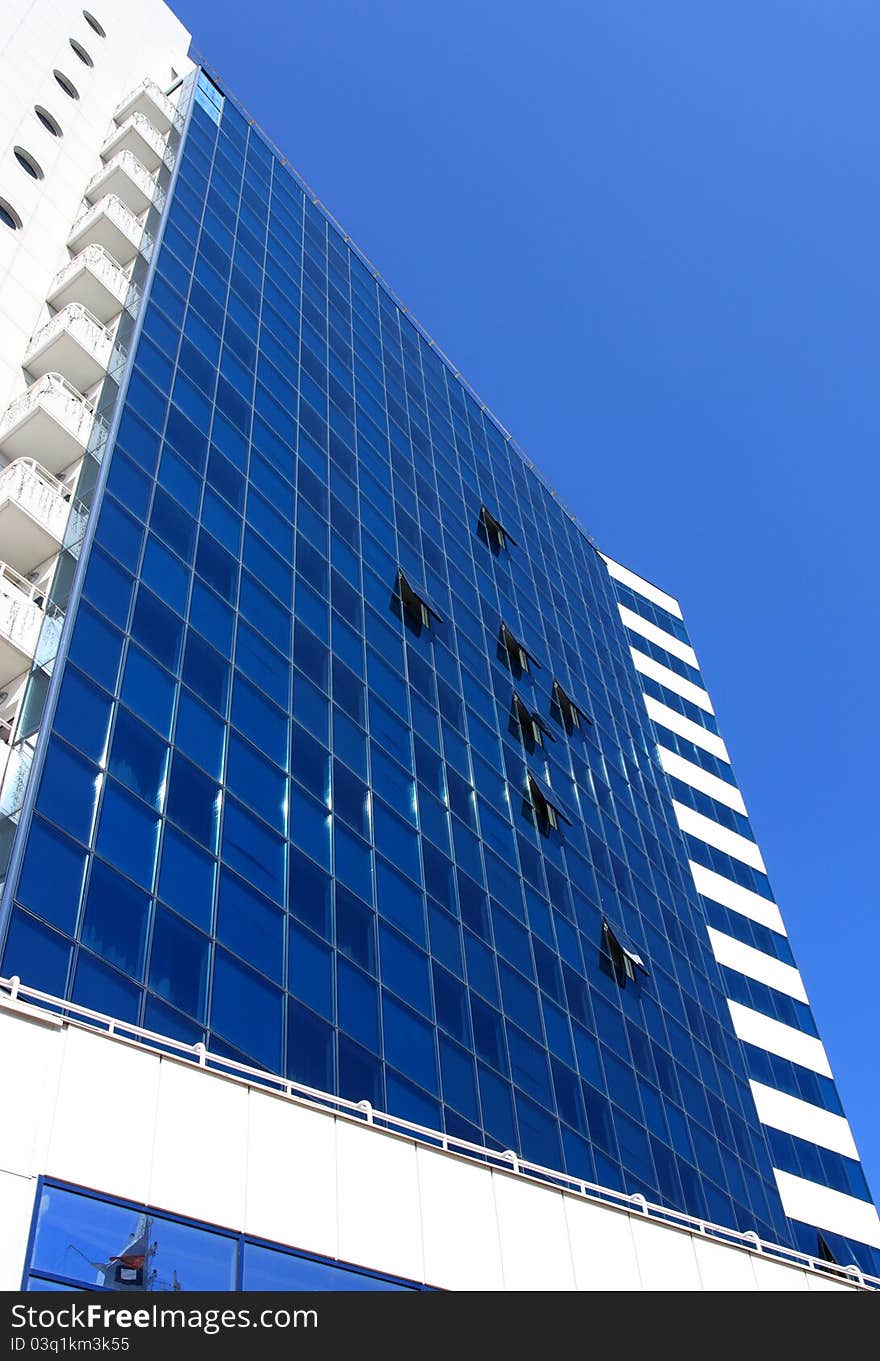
[603,920,647,986]
[526,770,571,833]
[397,569,443,631]
[552,679,591,730]
[513,692,555,748]
[479,504,516,553]
[500,622,540,675]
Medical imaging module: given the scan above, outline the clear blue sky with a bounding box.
[174,0,880,1201]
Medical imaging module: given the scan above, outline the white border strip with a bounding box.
[673,802,766,872]
[690,861,785,933]
[728,1000,832,1077]
[773,1170,880,1250]
[600,555,684,619]
[750,1081,858,1158]
[631,649,715,713]
[707,927,808,1002]
[659,747,747,814]
[618,604,699,669]
[643,696,730,761]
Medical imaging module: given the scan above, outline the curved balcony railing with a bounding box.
[68,194,152,265]
[27,304,114,361]
[0,458,73,578]
[112,76,178,133]
[24,304,117,392]
[0,373,97,452]
[86,149,164,214]
[48,245,136,319]
[101,111,168,173]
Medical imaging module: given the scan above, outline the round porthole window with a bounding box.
[34,106,63,137]
[70,38,94,67]
[53,70,79,99]
[0,198,23,231]
[14,147,44,180]
[83,11,106,37]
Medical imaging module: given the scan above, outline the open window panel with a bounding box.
[526,770,571,834]
[816,1233,838,1265]
[513,692,555,748]
[500,621,540,675]
[397,569,443,631]
[552,679,592,731]
[603,919,647,986]
[479,504,517,553]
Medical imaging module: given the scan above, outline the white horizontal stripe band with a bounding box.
[772,1170,880,1249]
[727,1001,832,1076]
[642,696,730,762]
[707,926,808,1002]
[618,604,699,669]
[689,862,785,934]
[749,1081,858,1158]
[630,649,714,714]
[659,747,747,814]
[673,801,766,872]
[600,555,684,619]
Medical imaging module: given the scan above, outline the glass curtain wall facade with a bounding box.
[1,70,870,1269]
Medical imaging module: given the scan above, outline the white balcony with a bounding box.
[112,77,177,134]
[47,245,134,325]
[68,195,150,267]
[0,460,73,576]
[86,150,161,217]
[101,112,167,174]
[24,305,116,393]
[0,374,100,474]
[0,563,45,689]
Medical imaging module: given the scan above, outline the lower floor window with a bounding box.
[25,1181,423,1292]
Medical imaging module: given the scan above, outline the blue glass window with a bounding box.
[16,818,87,934]
[166,754,221,851]
[95,782,160,891]
[217,870,283,981]
[81,859,150,980]
[107,709,169,810]
[157,825,216,932]
[149,907,210,1019]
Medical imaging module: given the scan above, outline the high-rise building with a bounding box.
[0,0,875,1295]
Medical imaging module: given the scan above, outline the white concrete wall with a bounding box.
[0,997,865,1292]
[0,0,192,408]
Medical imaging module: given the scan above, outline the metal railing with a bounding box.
[69,195,152,254]
[0,562,45,607]
[112,77,178,130]
[87,150,163,211]
[0,457,72,504]
[0,974,875,1291]
[26,303,114,362]
[103,112,167,164]
[0,372,97,448]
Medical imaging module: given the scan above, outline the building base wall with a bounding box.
[0,994,866,1292]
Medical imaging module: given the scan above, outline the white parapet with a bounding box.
[0,981,872,1293]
